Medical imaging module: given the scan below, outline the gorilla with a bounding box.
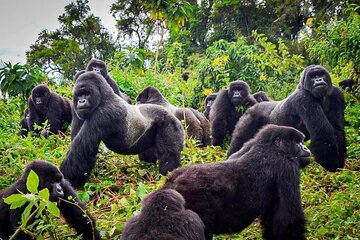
[61,72,185,189]
[339,79,357,92]
[0,160,100,240]
[228,65,346,172]
[71,59,132,139]
[19,84,72,138]
[163,124,310,240]
[203,93,217,119]
[136,86,211,146]
[209,80,257,147]
[253,91,270,102]
[121,189,205,240]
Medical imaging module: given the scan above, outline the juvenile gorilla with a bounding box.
[209,80,257,146]
[61,72,185,189]
[121,189,205,240]
[228,65,346,172]
[0,160,100,240]
[72,59,132,139]
[203,93,217,119]
[19,84,72,138]
[136,86,210,146]
[253,91,270,102]
[164,125,311,240]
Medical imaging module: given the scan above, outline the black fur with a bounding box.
[164,124,310,240]
[339,79,356,91]
[121,189,205,240]
[203,93,217,120]
[61,72,185,189]
[136,86,210,146]
[209,80,257,147]
[228,65,346,171]
[0,160,100,240]
[253,91,270,102]
[19,84,72,138]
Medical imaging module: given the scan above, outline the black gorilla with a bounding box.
[164,124,310,240]
[253,91,270,102]
[121,189,205,240]
[0,160,100,240]
[19,84,72,138]
[203,93,217,119]
[209,80,257,146]
[136,86,210,146]
[71,59,132,139]
[228,65,346,171]
[339,79,357,92]
[61,72,185,189]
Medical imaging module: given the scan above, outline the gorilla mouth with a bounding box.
[314,83,327,88]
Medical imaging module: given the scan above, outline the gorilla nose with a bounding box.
[55,184,64,197]
[78,99,87,106]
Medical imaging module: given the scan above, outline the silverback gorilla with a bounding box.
[136,86,211,146]
[203,93,217,120]
[164,124,310,240]
[72,59,132,139]
[121,189,205,240]
[228,65,346,171]
[209,80,257,146]
[61,72,185,189]
[0,160,100,240]
[19,84,72,138]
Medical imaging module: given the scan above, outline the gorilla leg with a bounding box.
[155,120,184,175]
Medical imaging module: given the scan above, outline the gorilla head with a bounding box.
[31,84,51,110]
[228,80,251,106]
[253,91,270,102]
[204,93,218,119]
[136,86,167,105]
[300,65,333,99]
[73,72,106,120]
[86,58,109,77]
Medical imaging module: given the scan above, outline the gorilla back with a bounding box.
[61,72,185,189]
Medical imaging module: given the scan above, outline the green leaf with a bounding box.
[26,170,39,193]
[3,193,25,204]
[38,188,50,201]
[47,202,60,217]
[21,202,35,225]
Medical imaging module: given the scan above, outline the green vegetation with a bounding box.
[0,1,359,239]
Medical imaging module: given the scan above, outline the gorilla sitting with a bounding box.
[253,91,270,102]
[209,80,257,147]
[19,84,72,138]
[228,65,346,172]
[0,160,100,240]
[121,189,205,240]
[164,124,310,240]
[136,86,210,146]
[203,93,217,119]
[61,72,185,189]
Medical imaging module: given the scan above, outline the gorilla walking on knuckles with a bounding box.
[61,72,185,189]
[19,84,72,138]
[228,65,346,171]
[121,189,205,240]
[136,86,211,146]
[0,160,100,240]
[209,80,257,146]
[164,124,311,240]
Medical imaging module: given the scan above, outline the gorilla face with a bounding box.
[73,81,101,120]
[301,65,332,99]
[205,94,217,108]
[86,59,108,77]
[31,84,51,109]
[228,81,250,106]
